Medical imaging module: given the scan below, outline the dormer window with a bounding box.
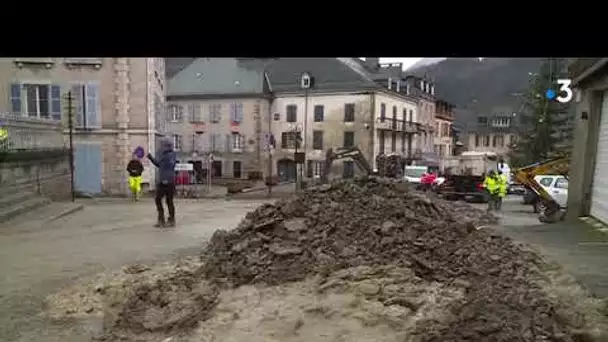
[301,72,312,89]
[431,85,435,95]
[406,84,411,95]
[388,77,392,90]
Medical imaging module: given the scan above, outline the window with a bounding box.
[391,132,396,152]
[343,160,355,179]
[379,130,385,154]
[401,132,406,153]
[286,104,297,122]
[408,110,413,122]
[492,135,497,147]
[313,130,323,150]
[380,103,386,121]
[483,135,490,147]
[496,134,504,147]
[233,161,242,178]
[402,108,407,122]
[314,105,324,122]
[539,177,554,187]
[10,83,62,121]
[281,132,298,149]
[442,123,449,137]
[492,116,510,127]
[391,106,397,129]
[168,104,183,122]
[477,116,488,124]
[554,178,568,189]
[209,104,222,123]
[172,134,183,151]
[71,83,100,128]
[343,131,355,148]
[344,103,355,122]
[475,134,480,147]
[307,160,324,179]
[230,103,244,123]
[210,133,222,151]
[190,104,204,123]
[435,122,439,137]
[231,133,244,151]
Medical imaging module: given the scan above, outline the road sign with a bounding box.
[134,146,145,159]
[175,163,194,171]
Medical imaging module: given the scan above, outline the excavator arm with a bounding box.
[513,156,570,223]
[321,147,373,183]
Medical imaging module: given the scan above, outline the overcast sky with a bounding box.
[379,58,423,70]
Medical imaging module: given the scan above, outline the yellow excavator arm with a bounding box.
[513,156,570,222]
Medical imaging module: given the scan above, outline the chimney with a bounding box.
[396,80,401,92]
[406,83,411,95]
[365,57,380,69]
[431,85,435,95]
[388,77,392,90]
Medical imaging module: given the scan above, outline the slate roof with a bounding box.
[260,58,379,92]
[165,58,196,78]
[168,58,382,96]
[167,58,266,97]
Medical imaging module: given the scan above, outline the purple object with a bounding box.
[134,146,145,159]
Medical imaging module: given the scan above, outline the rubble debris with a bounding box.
[93,177,608,341]
[198,177,606,341]
[375,154,404,178]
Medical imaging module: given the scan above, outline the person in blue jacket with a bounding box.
[147,138,177,227]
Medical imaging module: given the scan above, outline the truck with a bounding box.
[435,151,508,202]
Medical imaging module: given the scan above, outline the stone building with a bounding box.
[164,58,422,181]
[0,58,166,195]
[165,58,270,179]
[465,106,519,158]
[434,99,455,157]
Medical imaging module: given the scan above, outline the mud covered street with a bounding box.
[0,199,269,342]
[2,184,608,341]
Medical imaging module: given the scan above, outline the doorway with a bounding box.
[277,158,296,182]
[211,160,223,178]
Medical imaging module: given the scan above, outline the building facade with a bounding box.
[567,58,608,223]
[403,75,436,158]
[0,57,166,195]
[434,99,454,158]
[164,58,423,182]
[165,58,270,180]
[465,106,519,158]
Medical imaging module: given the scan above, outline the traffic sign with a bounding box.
[175,163,194,171]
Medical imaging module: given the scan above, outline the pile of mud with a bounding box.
[97,177,608,341]
[198,177,604,340]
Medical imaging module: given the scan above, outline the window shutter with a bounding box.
[181,104,190,122]
[85,83,100,128]
[225,134,231,152]
[230,103,236,122]
[71,84,85,128]
[241,134,246,150]
[236,103,244,123]
[307,160,313,178]
[50,85,62,121]
[193,104,202,122]
[216,104,223,122]
[9,83,22,116]
[210,133,216,151]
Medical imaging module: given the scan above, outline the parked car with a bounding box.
[525,175,568,213]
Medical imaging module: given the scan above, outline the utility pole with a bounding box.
[67,91,75,202]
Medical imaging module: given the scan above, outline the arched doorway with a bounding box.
[277,158,296,182]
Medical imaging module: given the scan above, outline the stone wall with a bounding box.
[0,155,71,201]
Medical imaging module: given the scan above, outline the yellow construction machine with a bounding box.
[513,156,570,223]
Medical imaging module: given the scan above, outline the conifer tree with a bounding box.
[509,58,572,166]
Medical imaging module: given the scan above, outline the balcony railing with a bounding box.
[376,117,422,133]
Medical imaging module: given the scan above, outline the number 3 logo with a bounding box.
[556,79,573,103]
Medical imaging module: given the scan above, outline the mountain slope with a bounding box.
[406,58,446,71]
[409,58,543,130]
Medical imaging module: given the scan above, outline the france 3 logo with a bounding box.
[545,79,573,104]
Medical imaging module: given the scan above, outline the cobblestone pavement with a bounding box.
[0,198,270,342]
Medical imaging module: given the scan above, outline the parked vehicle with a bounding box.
[528,175,568,213]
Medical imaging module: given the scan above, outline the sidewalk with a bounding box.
[495,219,608,297]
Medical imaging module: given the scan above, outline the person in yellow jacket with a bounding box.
[496,170,508,210]
[483,170,500,211]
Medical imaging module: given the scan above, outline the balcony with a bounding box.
[376,117,422,133]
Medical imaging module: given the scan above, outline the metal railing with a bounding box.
[376,117,422,133]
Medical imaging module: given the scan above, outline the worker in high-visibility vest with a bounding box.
[482,170,500,211]
[496,170,508,211]
[0,127,8,151]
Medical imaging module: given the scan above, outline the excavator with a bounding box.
[321,147,375,184]
[513,156,570,223]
